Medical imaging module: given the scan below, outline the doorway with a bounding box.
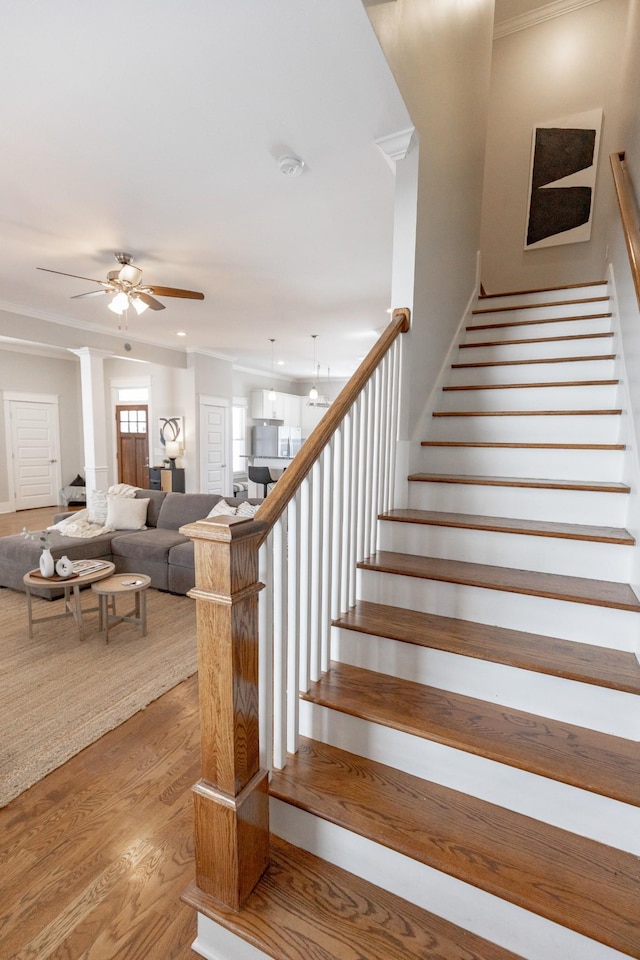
[199,399,229,495]
[5,395,62,510]
[115,405,150,488]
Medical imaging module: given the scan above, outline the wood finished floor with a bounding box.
[1,508,200,960]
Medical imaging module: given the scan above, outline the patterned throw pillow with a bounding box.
[206,500,238,517]
[236,501,259,518]
[88,489,108,525]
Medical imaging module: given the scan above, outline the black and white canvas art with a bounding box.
[525,108,602,250]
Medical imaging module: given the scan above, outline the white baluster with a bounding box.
[287,493,300,755]
[272,516,287,769]
[356,389,368,564]
[310,459,323,682]
[299,474,311,692]
[321,445,333,671]
[330,430,343,623]
[348,396,360,610]
[340,414,351,614]
[363,380,375,561]
[378,352,391,512]
[370,368,382,557]
[258,535,273,775]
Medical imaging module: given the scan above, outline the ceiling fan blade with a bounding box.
[137,292,165,311]
[147,285,205,300]
[37,267,108,286]
[71,289,110,300]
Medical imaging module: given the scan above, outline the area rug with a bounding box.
[0,586,197,807]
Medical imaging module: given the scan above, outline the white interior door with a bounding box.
[9,398,61,509]
[200,402,228,495]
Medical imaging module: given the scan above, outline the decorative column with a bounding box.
[180,514,270,911]
[68,347,110,495]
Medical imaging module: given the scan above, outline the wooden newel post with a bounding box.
[180,514,270,911]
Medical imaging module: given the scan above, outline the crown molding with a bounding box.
[494,0,601,39]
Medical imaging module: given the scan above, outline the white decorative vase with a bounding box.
[39,547,55,578]
[56,555,73,578]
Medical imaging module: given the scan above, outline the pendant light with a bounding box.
[308,335,319,400]
[268,338,277,401]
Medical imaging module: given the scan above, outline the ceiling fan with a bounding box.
[37,252,205,316]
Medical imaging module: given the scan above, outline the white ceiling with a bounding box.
[0,0,411,379]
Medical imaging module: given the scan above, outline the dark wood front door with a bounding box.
[116,405,150,488]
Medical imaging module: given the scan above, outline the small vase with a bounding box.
[39,547,55,578]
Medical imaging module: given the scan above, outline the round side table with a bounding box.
[91,573,151,644]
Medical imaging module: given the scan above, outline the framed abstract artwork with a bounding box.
[524,108,602,250]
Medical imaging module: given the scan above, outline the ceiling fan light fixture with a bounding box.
[119,263,143,286]
[131,295,149,315]
[108,291,130,315]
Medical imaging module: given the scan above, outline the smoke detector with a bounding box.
[278,155,305,177]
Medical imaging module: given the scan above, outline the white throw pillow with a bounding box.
[236,501,259,518]
[206,499,238,517]
[88,489,108,525]
[106,495,149,530]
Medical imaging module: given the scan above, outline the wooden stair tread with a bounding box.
[408,472,630,493]
[459,332,613,349]
[183,835,524,960]
[452,353,616,368]
[333,599,640,694]
[433,408,622,417]
[358,550,640,612]
[468,312,611,332]
[443,379,618,391]
[421,441,625,449]
[270,737,640,957]
[302,660,640,805]
[378,507,634,545]
[472,297,610,315]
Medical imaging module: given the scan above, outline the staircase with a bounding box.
[188,282,640,960]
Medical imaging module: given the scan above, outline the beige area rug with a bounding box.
[0,586,197,807]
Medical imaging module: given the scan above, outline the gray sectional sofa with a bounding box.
[0,489,261,598]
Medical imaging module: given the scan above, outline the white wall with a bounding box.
[481,0,631,292]
[366,0,495,440]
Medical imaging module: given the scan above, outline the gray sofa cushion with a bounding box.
[111,528,187,564]
[0,529,116,596]
[134,488,166,527]
[156,493,221,530]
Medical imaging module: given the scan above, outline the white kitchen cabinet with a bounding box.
[251,389,285,421]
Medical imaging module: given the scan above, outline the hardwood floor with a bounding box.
[0,507,200,960]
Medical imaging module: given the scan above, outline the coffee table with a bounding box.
[23,561,115,641]
[91,573,151,643]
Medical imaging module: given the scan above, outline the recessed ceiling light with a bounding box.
[176,331,186,337]
[276,360,285,366]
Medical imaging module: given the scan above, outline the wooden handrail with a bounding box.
[610,151,640,311]
[254,307,410,540]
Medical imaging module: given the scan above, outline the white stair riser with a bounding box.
[271,798,629,960]
[457,336,615,363]
[331,628,640,741]
[439,383,619,412]
[419,446,625,481]
[407,479,629,525]
[449,358,616,386]
[300,700,640,847]
[477,286,608,309]
[357,569,640,650]
[377,520,634,581]
[465,316,611,344]
[470,301,610,324]
[427,413,621,443]
[194,919,267,960]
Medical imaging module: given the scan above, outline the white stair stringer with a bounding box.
[331,625,640,739]
[377,518,633,581]
[357,567,640,651]
[269,797,630,960]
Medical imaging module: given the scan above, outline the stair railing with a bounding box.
[610,151,640,311]
[180,308,410,915]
